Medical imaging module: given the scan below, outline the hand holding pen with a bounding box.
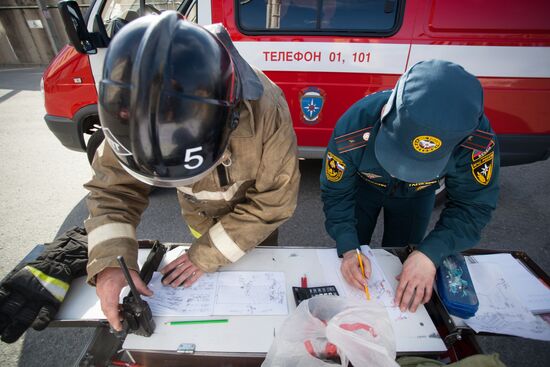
[356,248,371,300]
[341,248,371,297]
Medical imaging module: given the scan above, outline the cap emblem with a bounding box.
[412,136,442,154]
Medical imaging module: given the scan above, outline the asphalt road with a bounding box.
[0,67,549,367]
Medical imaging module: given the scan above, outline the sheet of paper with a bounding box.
[214,271,287,315]
[316,247,447,352]
[144,271,288,316]
[467,253,550,314]
[145,272,218,316]
[318,246,410,318]
[464,262,550,341]
[360,246,407,319]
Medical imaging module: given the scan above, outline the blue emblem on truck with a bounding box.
[300,87,325,124]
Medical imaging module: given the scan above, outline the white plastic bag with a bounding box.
[262,296,399,367]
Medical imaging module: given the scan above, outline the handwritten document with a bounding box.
[144,271,288,316]
[329,247,405,319]
[464,262,550,341]
[214,272,287,315]
[467,253,550,314]
[316,247,447,353]
[360,247,406,320]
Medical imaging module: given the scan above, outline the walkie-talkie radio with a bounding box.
[117,241,167,337]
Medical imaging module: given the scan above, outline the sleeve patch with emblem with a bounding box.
[326,151,346,182]
[471,151,494,185]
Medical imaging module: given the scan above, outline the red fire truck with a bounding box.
[43,0,550,165]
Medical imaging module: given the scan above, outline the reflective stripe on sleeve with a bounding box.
[87,223,136,251]
[177,181,245,201]
[208,222,245,263]
[188,225,202,239]
[25,265,69,302]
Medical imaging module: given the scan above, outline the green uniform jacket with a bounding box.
[320,91,500,267]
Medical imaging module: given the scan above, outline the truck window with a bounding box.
[237,0,403,35]
[101,0,184,37]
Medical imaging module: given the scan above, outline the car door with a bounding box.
[86,0,202,88]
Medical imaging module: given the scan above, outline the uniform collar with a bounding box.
[232,100,254,138]
[363,121,383,166]
[205,24,263,101]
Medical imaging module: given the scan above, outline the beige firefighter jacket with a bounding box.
[84,28,300,285]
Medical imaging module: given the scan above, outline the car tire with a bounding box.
[87,129,105,165]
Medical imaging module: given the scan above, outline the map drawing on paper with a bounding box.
[144,271,287,317]
[467,253,550,314]
[340,246,407,320]
[315,247,447,352]
[145,272,218,316]
[464,262,550,341]
[214,272,287,315]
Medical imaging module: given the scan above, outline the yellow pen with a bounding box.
[356,248,371,300]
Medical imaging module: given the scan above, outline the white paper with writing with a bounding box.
[467,253,550,314]
[144,271,288,316]
[316,246,446,352]
[464,262,550,341]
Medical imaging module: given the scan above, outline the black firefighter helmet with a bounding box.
[98,11,240,187]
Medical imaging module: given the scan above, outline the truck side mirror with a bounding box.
[58,0,97,54]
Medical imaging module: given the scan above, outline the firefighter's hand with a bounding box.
[394,250,436,312]
[159,253,204,288]
[96,267,152,331]
[340,250,371,290]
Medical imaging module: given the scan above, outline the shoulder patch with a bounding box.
[461,130,494,152]
[335,127,372,154]
[325,151,346,182]
[471,151,494,185]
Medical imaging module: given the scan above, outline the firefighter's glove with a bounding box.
[0,227,88,343]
